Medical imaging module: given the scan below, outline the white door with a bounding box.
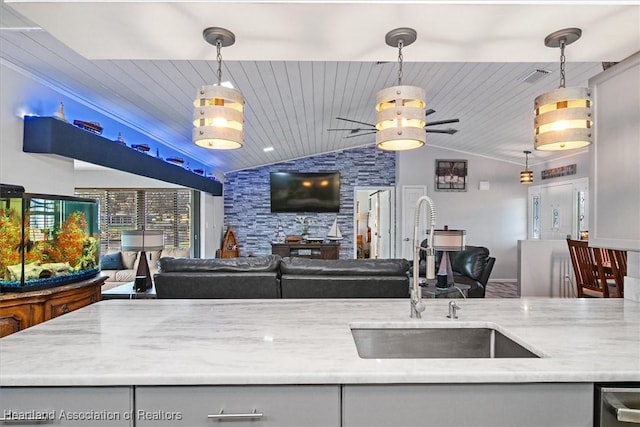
[527,178,589,240]
[401,185,427,260]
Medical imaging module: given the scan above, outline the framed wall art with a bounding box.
[435,159,468,192]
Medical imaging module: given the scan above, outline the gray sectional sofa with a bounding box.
[154,255,411,299]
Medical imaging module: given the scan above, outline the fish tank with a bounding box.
[0,184,100,292]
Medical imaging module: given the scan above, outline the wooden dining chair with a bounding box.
[566,239,612,298]
[605,248,628,297]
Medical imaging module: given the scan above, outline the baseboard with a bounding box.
[487,278,517,283]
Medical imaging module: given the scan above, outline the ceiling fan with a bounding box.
[328,109,459,139]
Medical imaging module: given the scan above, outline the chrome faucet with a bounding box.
[411,196,437,319]
[447,300,461,319]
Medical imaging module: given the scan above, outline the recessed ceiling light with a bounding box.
[263,146,274,152]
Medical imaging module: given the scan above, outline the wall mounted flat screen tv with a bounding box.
[270,172,340,213]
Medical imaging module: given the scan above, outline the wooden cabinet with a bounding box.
[271,242,339,259]
[0,387,133,426]
[343,384,593,427]
[135,385,340,426]
[0,275,105,337]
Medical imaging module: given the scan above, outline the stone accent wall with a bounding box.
[224,145,396,258]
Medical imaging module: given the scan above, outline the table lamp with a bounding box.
[121,229,164,292]
[432,226,466,288]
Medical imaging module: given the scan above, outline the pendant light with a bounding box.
[534,28,592,151]
[520,150,534,184]
[375,28,426,151]
[193,27,244,150]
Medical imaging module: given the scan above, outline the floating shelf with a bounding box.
[22,116,222,196]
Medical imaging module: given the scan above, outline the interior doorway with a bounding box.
[527,177,588,240]
[353,187,395,259]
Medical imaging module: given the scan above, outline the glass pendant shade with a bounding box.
[193,84,244,150]
[534,86,592,151]
[375,85,426,151]
[520,150,534,184]
[520,170,534,184]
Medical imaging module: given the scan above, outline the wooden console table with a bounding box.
[0,274,106,337]
[271,242,340,260]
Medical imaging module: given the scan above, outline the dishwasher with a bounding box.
[596,384,640,426]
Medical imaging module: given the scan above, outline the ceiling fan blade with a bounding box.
[336,117,376,128]
[345,131,377,139]
[426,128,458,134]
[425,109,436,116]
[425,118,460,127]
[327,128,365,132]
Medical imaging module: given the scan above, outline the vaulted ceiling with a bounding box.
[2,1,639,176]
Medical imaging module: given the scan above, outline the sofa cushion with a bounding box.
[121,251,138,269]
[155,272,280,299]
[161,247,190,259]
[280,257,410,277]
[100,252,123,270]
[281,275,409,298]
[159,255,281,273]
[115,269,136,282]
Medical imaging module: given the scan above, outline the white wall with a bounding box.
[0,64,76,195]
[397,146,527,281]
[202,193,224,258]
[529,150,590,182]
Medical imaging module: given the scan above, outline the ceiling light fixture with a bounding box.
[375,28,426,151]
[193,27,244,150]
[520,150,534,184]
[534,28,592,151]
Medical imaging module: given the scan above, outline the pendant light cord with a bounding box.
[559,39,566,89]
[397,40,404,85]
[216,39,223,86]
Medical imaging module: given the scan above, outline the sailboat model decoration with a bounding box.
[327,218,343,241]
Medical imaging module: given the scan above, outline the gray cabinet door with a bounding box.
[343,383,593,427]
[588,51,640,251]
[135,385,340,427]
[0,387,133,426]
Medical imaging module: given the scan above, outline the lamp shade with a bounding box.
[193,84,244,150]
[534,86,592,151]
[431,229,466,251]
[375,85,426,151]
[120,230,164,251]
[520,170,534,184]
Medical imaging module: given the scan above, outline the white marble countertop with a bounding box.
[1,298,639,386]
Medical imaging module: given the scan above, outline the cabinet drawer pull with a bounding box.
[606,393,640,423]
[207,409,263,420]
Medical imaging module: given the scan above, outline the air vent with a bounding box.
[519,68,552,84]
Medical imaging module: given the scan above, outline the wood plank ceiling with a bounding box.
[1,1,635,175]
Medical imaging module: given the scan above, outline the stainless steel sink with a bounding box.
[351,324,542,359]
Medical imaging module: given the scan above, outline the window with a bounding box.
[75,188,193,252]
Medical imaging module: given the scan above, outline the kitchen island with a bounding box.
[1,298,638,426]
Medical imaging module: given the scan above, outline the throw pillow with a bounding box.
[100,252,124,270]
[121,251,138,269]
